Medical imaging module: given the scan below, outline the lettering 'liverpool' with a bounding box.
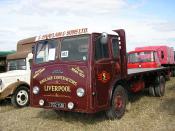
[44,85,71,93]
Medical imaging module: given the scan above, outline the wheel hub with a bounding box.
[115,94,123,110]
[16,90,28,106]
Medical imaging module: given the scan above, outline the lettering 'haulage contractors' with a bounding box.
[39,76,77,86]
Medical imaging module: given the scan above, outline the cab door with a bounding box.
[94,36,119,108]
[110,37,121,78]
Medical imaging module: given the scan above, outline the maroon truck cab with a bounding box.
[30,28,128,119]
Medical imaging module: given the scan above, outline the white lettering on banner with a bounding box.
[39,75,77,86]
[35,28,88,41]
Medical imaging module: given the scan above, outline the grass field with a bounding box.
[0,77,175,131]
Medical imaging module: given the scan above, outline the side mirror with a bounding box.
[28,53,33,59]
[100,32,108,44]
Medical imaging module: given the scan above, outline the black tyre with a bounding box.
[11,86,29,107]
[106,85,128,120]
[149,86,155,96]
[172,70,175,77]
[165,75,170,81]
[154,76,165,97]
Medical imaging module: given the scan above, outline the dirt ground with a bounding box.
[0,78,175,131]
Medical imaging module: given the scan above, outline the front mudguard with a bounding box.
[0,81,29,100]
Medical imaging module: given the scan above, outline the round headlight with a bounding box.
[76,88,85,97]
[33,86,40,94]
[67,102,74,110]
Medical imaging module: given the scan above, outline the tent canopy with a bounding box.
[0,51,16,57]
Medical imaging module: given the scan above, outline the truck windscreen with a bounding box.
[60,36,88,61]
[35,39,57,64]
[35,35,89,64]
[128,51,154,63]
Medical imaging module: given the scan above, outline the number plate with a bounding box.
[49,102,65,108]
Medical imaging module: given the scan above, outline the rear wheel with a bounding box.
[149,86,155,96]
[154,76,165,97]
[172,70,175,77]
[165,75,170,81]
[11,86,29,107]
[106,85,128,120]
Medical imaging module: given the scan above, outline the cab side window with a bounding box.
[95,39,109,60]
[112,38,119,58]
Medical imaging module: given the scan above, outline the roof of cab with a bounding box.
[35,28,119,42]
[128,49,156,54]
[17,37,36,45]
[7,37,36,60]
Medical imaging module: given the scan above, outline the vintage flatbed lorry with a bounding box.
[0,37,35,107]
[30,28,167,119]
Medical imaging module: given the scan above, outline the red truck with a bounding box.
[128,46,175,68]
[128,49,161,68]
[136,46,175,65]
[30,28,168,119]
[128,46,175,77]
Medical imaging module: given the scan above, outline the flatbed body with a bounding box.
[128,67,167,76]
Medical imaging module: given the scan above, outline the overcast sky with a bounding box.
[0,0,175,51]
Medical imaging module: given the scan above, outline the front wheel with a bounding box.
[106,85,128,120]
[11,86,29,107]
